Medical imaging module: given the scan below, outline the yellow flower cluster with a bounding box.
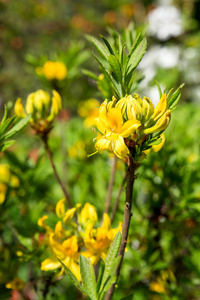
[94,94,171,159]
[149,269,176,294]
[38,200,122,281]
[0,164,19,204]
[14,89,62,135]
[36,61,67,81]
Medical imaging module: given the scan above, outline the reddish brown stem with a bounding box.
[105,157,137,300]
[42,136,72,208]
[104,156,117,214]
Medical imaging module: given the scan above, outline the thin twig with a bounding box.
[110,173,127,223]
[105,157,137,300]
[104,156,117,214]
[42,135,72,208]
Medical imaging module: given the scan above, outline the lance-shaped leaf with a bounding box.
[0,116,16,138]
[100,35,115,56]
[1,105,8,125]
[58,259,90,299]
[126,37,147,74]
[99,231,122,296]
[0,140,15,152]
[156,80,162,99]
[92,36,110,60]
[92,52,122,98]
[121,293,134,300]
[99,256,121,299]
[3,114,31,139]
[108,55,122,83]
[82,69,99,80]
[168,83,185,111]
[79,255,98,300]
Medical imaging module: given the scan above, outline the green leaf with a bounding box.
[58,259,90,298]
[1,105,8,125]
[100,35,115,56]
[92,37,110,60]
[126,38,147,74]
[105,231,122,266]
[3,114,31,139]
[121,293,134,300]
[80,255,97,300]
[168,83,184,110]
[82,69,99,80]
[96,261,105,293]
[0,116,16,137]
[108,55,122,83]
[99,256,121,297]
[127,32,142,59]
[0,140,15,152]
[92,53,121,98]
[99,232,122,295]
[156,80,162,98]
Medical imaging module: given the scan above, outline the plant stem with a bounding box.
[42,135,72,208]
[105,156,137,300]
[104,156,117,214]
[110,173,127,223]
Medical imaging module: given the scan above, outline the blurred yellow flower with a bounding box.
[36,61,67,81]
[39,200,122,279]
[82,213,122,264]
[14,89,62,135]
[41,234,81,281]
[149,281,165,294]
[78,99,100,127]
[0,183,7,204]
[80,202,97,227]
[56,198,66,219]
[6,278,25,290]
[0,164,20,204]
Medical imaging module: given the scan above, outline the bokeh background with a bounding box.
[0,0,200,299]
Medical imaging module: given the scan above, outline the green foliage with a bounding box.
[87,25,147,99]
[60,232,122,300]
[0,106,31,152]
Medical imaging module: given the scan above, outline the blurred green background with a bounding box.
[0,0,200,299]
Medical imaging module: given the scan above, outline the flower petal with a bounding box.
[119,119,141,138]
[95,137,112,153]
[107,108,123,132]
[41,257,61,271]
[112,135,129,159]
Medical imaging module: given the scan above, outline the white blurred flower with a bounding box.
[148,5,183,41]
[139,45,180,89]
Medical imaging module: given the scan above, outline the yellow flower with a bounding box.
[56,198,66,219]
[38,61,67,81]
[149,281,165,294]
[82,213,122,264]
[41,234,81,281]
[94,93,171,159]
[63,207,77,224]
[0,164,11,183]
[78,99,100,127]
[6,278,25,290]
[0,183,7,204]
[80,203,97,227]
[14,98,26,118]
[0,164,19,204]
[95,107,141,159]
[14,89,62,134]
